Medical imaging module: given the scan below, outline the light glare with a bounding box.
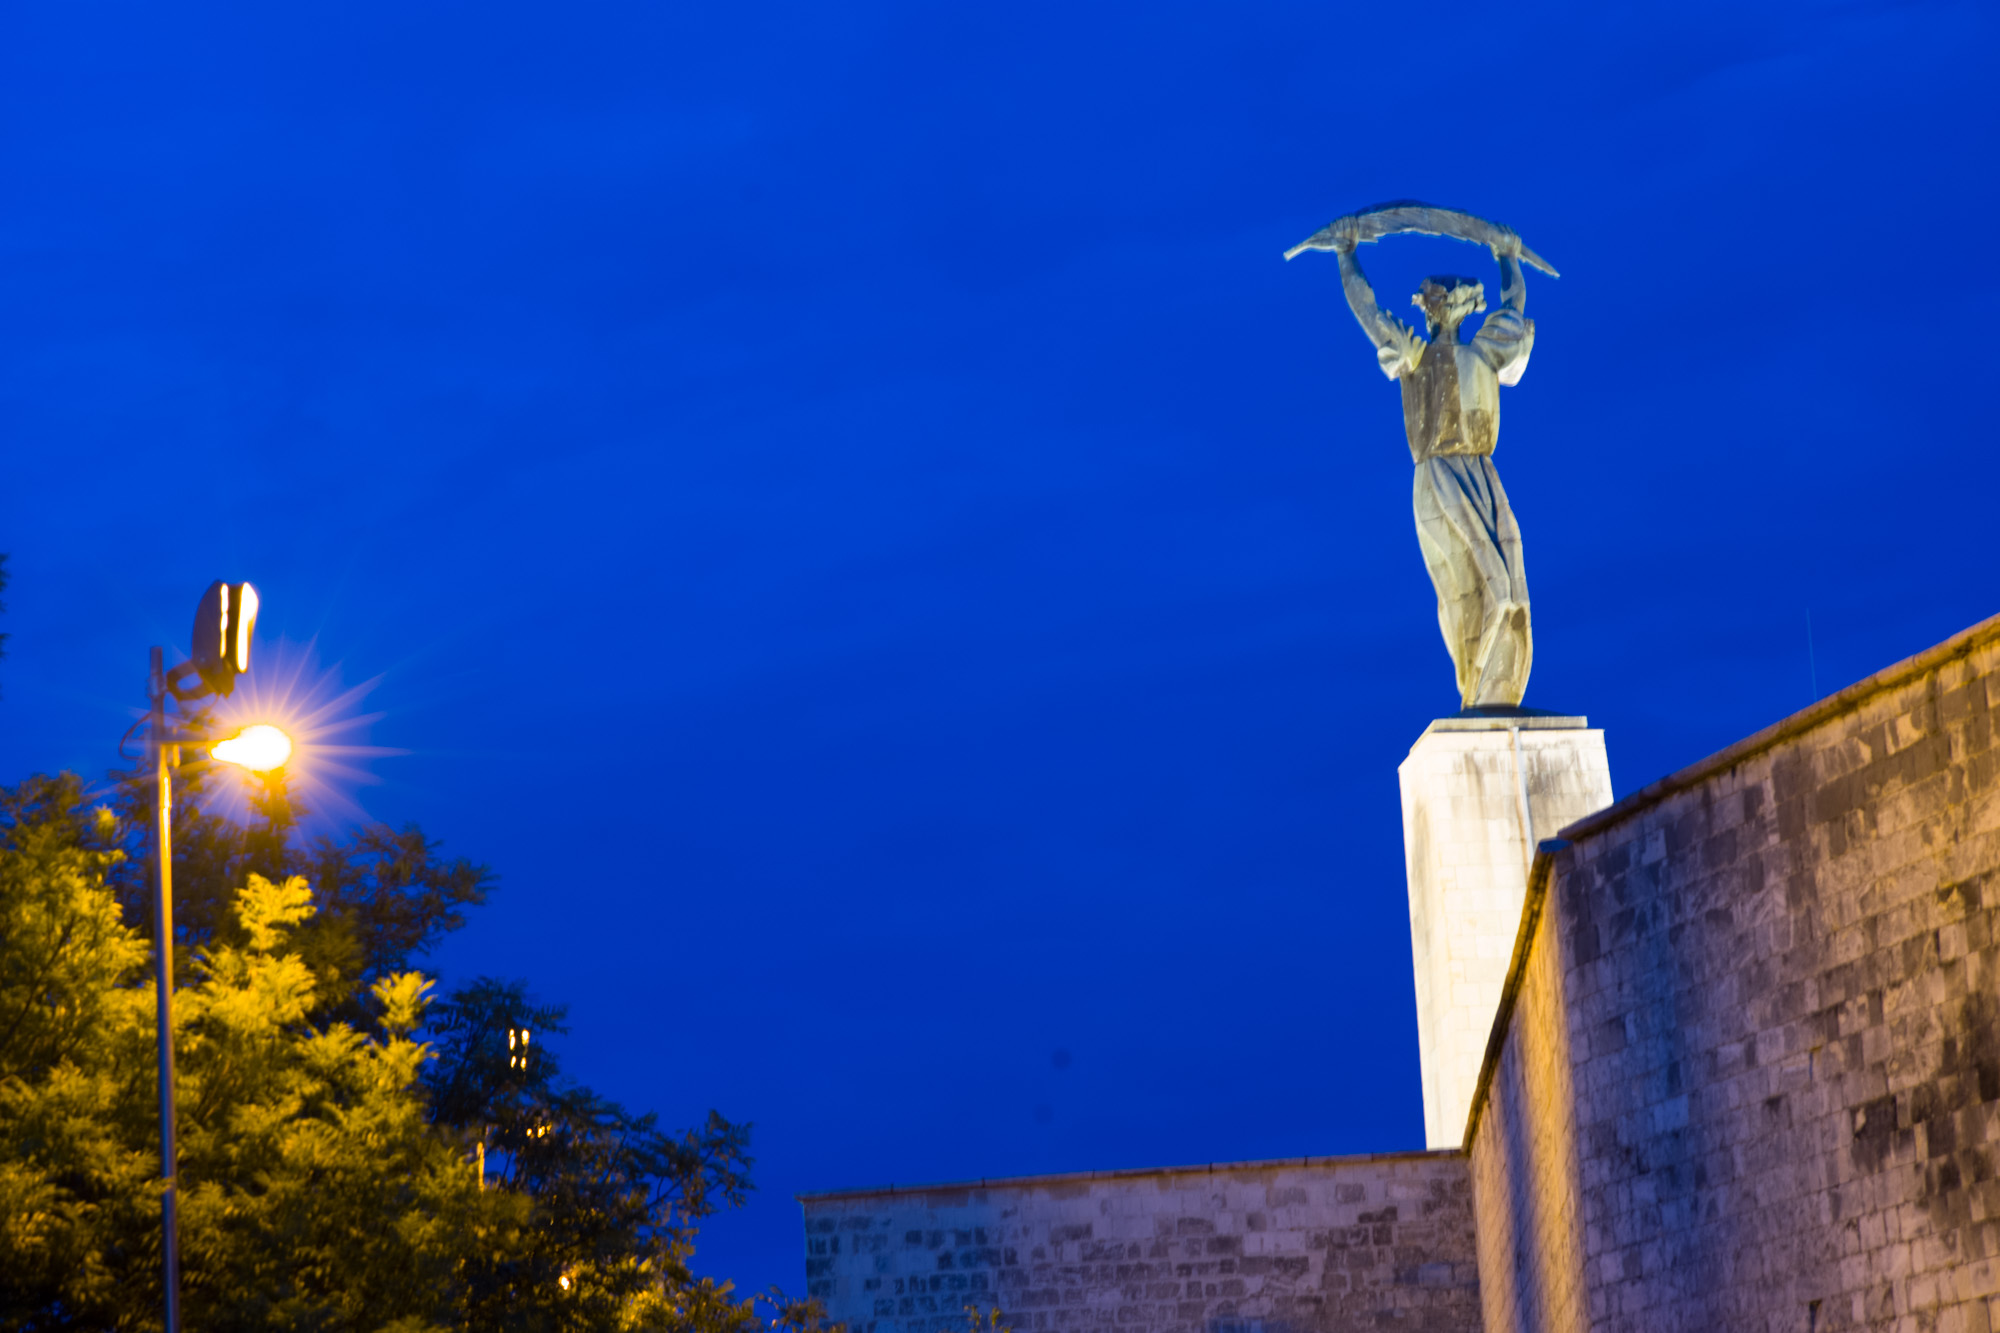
[212,724,293,772]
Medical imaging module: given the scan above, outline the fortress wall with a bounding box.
[1466,614,2000,1333]
[799,1154,1480,1333]
[1465,856,1587,1333]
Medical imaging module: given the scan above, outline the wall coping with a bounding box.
[1557,608,2000,845]
[1458,607,2000,1150]
[797,1148,1464,1204]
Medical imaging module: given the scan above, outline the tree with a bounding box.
[103,746,492,1030]
[0,773,520,1329]
[0,771,834,1331]
[423,978,763,1331]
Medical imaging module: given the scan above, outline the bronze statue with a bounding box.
[1288,203,1557,710]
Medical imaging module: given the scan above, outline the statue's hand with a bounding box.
[1488,228,1523,261]
[1326,218,1361,254]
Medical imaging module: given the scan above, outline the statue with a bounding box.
[1287,203,1559,710]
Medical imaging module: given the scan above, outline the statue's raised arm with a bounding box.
[1470,241,1534,387]
[1493,246,1525,315]
[1324,224,1426,381]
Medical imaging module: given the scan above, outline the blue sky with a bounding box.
[2,0,1994,1299]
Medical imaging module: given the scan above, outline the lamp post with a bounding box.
[145,580,290,1333]
[145,645,180,1333]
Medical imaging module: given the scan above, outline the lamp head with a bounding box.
[190,581,259,697]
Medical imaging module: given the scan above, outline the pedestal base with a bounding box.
[1400,712,1612,1148]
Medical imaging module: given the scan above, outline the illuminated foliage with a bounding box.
[104,749,494,1031]
[0,774,518,1328]
[0,774,837,1332]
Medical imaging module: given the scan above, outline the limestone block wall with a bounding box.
[1464,857,1586,1333]
[1466,615,2000,1333]
[799,1154,1480,1333]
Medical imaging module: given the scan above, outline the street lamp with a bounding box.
[144,580,290,1333]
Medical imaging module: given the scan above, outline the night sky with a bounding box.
[2,0,1995,1300]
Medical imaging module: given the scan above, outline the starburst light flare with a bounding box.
[211,724,292,772]
[190,637,407,829]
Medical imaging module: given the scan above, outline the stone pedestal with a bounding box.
[1400,712,1612,1149]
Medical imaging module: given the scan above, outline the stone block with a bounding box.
[1401,713,1613,1148]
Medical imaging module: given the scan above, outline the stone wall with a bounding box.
[1465,854,1587,1333]
[1467,615,2000,1332]
[799,1154,1480,1333]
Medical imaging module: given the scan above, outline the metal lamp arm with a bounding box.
[164,661,210,704]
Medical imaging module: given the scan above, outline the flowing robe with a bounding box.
[1342,258,1535,708]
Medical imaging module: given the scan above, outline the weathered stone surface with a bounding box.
[1468,616,2000,1333]
[799,1154,1480,1333]
[1466,859,1586,1333]
[1402,715,1612,1149]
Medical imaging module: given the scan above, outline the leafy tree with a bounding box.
[0,771,832,1331]
[423,979,764,1330]
[103,746,491,1030]
[0,773,520,1328]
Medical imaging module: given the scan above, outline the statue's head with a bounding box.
[1412,276,1486,336]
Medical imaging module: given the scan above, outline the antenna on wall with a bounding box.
[1806,610,1820,701]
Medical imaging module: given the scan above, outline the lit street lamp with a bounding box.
[144,580,291,1333]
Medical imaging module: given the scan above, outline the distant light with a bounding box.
[559,1274,572,1292]
[212,724,292,772]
